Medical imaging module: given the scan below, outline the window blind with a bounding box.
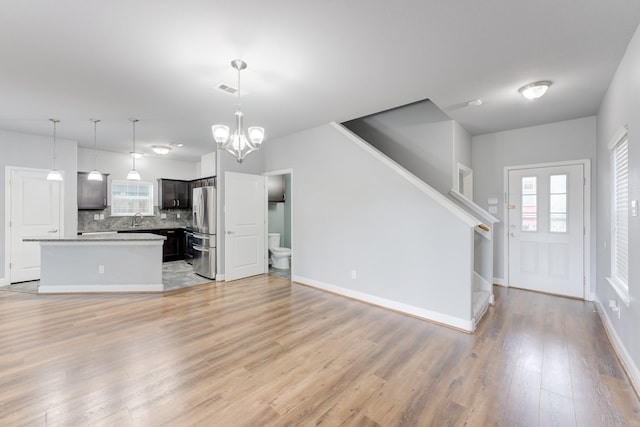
[613,135,629,286]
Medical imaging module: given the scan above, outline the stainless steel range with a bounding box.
[190,186,216,279]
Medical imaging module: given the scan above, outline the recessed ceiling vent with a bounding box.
[217,84,237,95]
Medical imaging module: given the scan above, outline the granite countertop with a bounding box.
[24,233,167,243]
[77,226,188,234]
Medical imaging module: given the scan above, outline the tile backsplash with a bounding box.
[78,207,192,233]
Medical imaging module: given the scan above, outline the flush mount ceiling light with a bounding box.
[467,99,483,107]
[518,81,552,100]
[130,152,143,159]
[152,145,171,155]
[127,118,141,181]
[87,118,103,181]
[212,59,265,163]
[46,118,63,181]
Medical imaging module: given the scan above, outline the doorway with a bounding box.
[265,170,292,280]
[505,161,589,299]
[5,167,64,284]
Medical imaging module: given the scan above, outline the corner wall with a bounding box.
[0,129,77,284]
[264,123,476,329]
[596,22,640,391]
[471,116,597,285]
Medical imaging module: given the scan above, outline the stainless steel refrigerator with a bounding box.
[191,186,216,279]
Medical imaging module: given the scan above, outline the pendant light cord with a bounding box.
[50,118,60,169]
[91,118,100,169]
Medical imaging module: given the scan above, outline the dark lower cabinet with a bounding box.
[156,229,184,262]
[119,228,185,262]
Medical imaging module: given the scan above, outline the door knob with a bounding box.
[226,230,235,235]
[510,232,519,237]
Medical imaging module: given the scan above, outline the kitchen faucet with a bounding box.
[132,212,143,227]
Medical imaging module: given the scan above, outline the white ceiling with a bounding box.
[1,1,639,162]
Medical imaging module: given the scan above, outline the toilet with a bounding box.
[268,233,291,270]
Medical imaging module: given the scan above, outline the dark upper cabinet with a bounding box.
[158,179,190,209]
[268,175,285,202]
[77,172,109,210]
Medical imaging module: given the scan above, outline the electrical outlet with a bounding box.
[93,214,99,220]
[98,265,105,274]
[160,213,167,219]
[177,213,181,219]
[351,270,357,280]
[99,214,105,220]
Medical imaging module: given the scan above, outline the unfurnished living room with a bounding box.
[1,1,640,426]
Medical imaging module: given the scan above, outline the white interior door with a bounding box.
[507,164,584,298]
[9,167,63,283]
[224,172,265,282]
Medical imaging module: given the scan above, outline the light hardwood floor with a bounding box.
[0,276,638,426]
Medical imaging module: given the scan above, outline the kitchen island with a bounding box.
[24,233,166,293]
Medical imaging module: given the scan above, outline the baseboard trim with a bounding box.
[293,275,473,332]
[594,297,640,398]
[0,276,7,287]
[493,277,506,286]
[215,274,225,281]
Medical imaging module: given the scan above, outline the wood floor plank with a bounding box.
[0,279,638,426]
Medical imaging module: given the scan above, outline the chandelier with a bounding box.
[212,60,264,163]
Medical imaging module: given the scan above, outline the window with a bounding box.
[549,174,568,233]
[521,176,537,231]
[608,127,630,304]
[111,180,154,216]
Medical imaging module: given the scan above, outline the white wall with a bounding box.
[0,129,78,284]
[264,123,477,329]
[77,147,200,206]
[471,117,597,284]
[343,101,457,195]
[596,23,640,389]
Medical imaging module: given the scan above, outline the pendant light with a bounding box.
[87,118,103,181]
[46,119,63,181]
[127,118,141,181]
[211,59,265,163]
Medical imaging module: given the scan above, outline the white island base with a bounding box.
[26,234,166,293]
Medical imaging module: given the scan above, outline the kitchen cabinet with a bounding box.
[268,175,285,202]
[119,228,185,262]
[158,179,190,209]
[192,176,216,189]
[77,172,109,210]
[156,228,185,261]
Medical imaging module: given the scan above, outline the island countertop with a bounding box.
[24,233,166,243]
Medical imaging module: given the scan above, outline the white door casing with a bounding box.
[8,167,63,283]
[507,163,584,298]
[224,172,266,282]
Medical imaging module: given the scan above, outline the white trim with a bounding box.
[607,123,629,150]
[331,122,479,228]
[594,297,640,396]
[293,275,474,332]
[493,277,506,286]
[503,159,591,299]
[449,189,500,224]
[606,276,631,306]
[215,273,225,281]
[39,284,164,293]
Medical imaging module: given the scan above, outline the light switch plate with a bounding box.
[632,200,638,217]
[488,198,498,205]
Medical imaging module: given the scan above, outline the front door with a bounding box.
[224,172,265,282]
[8,167,63,283]
[507,164,584,298]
